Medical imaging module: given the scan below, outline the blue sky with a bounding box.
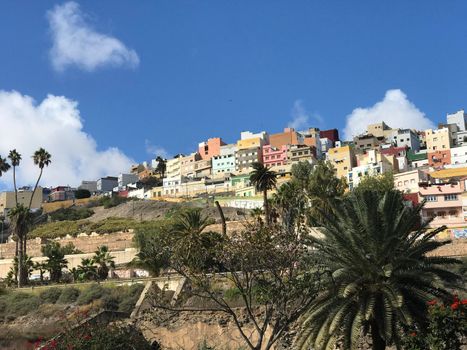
[1,1,467,187]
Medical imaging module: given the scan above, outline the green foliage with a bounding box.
[93,245,115,280]
[41,241,69,282]
[39,287,62,304]
[76,283,105,305]
[402,297,467,350]
[0,292,41,319]
[296,190,463,350]
[37,322,152,350]
[74,189,91,199]
[57,287,80,304]
[354,171,395,195]
[50,207,94,222]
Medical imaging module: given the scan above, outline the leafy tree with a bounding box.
[93,246,116,280]
[155,156,167,178]
[295,190,462,350]
[74,188,91,199]
[41,241,69,283]
[249,162,277,226]
[132,221,173,276]
[272,180,308,230]
[150,217,322,350]
[354,172,395,195]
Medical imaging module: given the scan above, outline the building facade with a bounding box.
[0,188,43,216]
[198,137,226,160]
[393,169,428,193]
[269,128,303,148]
[327,145,356,179]
[235,147,262,173]
[97,177,118,192]
[262,145,288,168]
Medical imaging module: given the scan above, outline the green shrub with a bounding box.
[76,284,105,305]
[50,207,94,222]
[102,295,120,311]
[57,287,80,304]
[39,287,62,304]
[5,292,41,318]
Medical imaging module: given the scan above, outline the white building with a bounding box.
[118,173,139,188]
[447,110,467,131]
[449,145,467,167]
[392,129,420,151]
[347,162,393,190]
[394,169,428,193]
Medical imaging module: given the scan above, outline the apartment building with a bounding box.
[166,155,183,179]
[263,145,288,168]
[49,186,75,202]
[319,129,339,147]
[180,153,202,178]
[118,173,138,188]
[97,177,118,192]
[426,127,455,168]
[237,131,269,150]
[407,150,429,169]
[235,146,262,173]
[78,181,97,193]
[393,169,428,193]
[447,110,467,131]
[348,150,394,189]
[327,145,356,179]
[367,121,395,139]
[392,129,420,151]
[0,187,43,216]
[450,145,467,167]
[192,159,212,178]
[353,134,381,151]
[212,144,236,175]
[269,127,303,148]
[198,137,226,160]
[419,181,465,228]
[287,144,315,164]
[300,127,322,158]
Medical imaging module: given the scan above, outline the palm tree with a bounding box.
[296,190,462,350]
[93,245,116,280]
[77,258,98,281]
[172,209,212,236]
[306,160,346,225]
[249,162,277,226]
[8,204,32,287]
[29,148,51,209]
[8,150,21,204]
[0,156,11,177]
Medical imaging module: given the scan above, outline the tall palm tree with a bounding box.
[295,190,462,350]
[29,148,51,209]
[93,245,116,280]
[249,162,277,226]
[8,150,21,204]
[0,156,11,177]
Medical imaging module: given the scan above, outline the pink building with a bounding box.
[262,145,288,167]
[419,181,465,228]
[198,137,226,160]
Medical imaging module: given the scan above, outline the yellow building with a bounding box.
[0,188,43,216]
[236,131,268,150]
[425,127,454,152]
[327,145,356,178]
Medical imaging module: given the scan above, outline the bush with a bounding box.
[50,207,94,222]
[4,292,41,318]
[75,189,91,199]
[57,287,80,304]
[39,287,62,304]
[76,284,105,305]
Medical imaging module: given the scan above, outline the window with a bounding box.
[449,210,458,216]
[426,195,437,202]
[444,194,458,201]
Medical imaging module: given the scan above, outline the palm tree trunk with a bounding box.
[263,189,270,226]
[371,321,386,350]
[13,166,18,205]
[28,168,43,210]
[17,234,23,288]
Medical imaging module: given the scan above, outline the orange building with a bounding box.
[428,150,451,168]
[198,137,226,160]
[269,128,303,148]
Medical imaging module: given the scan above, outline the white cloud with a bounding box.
[144,140,169,159]
[0,90,134,189]
[288,100,323,130]
[343,89,435,140]
[47,1,140,72]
